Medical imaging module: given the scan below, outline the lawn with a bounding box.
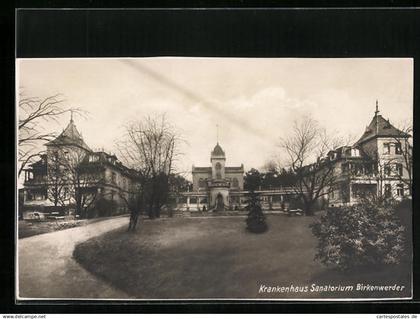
[73,215,411,299]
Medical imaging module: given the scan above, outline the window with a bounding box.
[384,164,391,176]
[63,150,71,161]
[111,172,117,184]
[232,178,239,188]
[384,184,392,198]
[215,162,222,179]
[397,184,404,197]
[198,178,206,188]
[395,163,403,176]
[395,143,402,155]
[365,164,373,175]
[383,143,390,155]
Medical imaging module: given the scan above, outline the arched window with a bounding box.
[232,177,239,188]
[199,178,206,188]
[215,162,222,179]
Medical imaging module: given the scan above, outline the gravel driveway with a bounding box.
[18,215,132,300]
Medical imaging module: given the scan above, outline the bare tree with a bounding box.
[261,160,279,173]
[69,149,103,218]
[18,93,81,176]
[280,116,342,215]
[118,175,145,231]
[390,125,412,195]
[48,146,102,217]
[117,114,181,221]
[46,150,70,209]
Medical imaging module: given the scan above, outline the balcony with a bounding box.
[208,179,230,188]
[24,175,47,186]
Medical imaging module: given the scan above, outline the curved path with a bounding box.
[18,216,132,300]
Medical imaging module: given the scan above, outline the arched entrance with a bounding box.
[216,193,224,211]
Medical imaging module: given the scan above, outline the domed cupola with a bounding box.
[211,142,226,159]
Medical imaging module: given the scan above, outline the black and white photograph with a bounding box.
[16,57,413,301]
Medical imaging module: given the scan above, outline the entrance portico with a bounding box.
[209,186,229,211]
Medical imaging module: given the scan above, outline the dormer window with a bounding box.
[88,155,98,162]
[351,148,360,157]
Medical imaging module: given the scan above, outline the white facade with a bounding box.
[190,143,244,211]
[327,107,412,207]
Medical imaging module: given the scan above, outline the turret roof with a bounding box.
[355,103,410,145]
[211,142,226,157]
[46,118,91,151]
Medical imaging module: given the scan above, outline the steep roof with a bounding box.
[79,151,139,178]
[355,105,410,145]
[211,143,226,158]
[46,118,91,151]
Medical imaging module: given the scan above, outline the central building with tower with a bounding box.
[191,143,244,211]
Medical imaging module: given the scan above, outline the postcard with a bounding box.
[16,57,413,300]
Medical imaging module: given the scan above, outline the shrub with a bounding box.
[394,199,412,263]
[310,200,406,270]
[246,204,268,233]
[53,220,83,231]
[245,190,268,233]
[243,168,268,233]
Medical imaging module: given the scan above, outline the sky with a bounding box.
[17,58,413,179]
